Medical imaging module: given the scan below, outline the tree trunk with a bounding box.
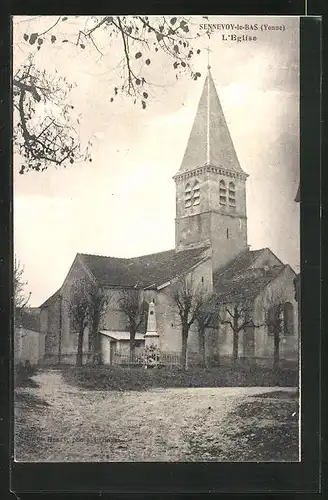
[76,328,84,367]
[92,329,102,365]
[130,334,136,364]
[88,330,94,364]
[88,329,93,354]
[273,332,280,368]
[232,330,239,363]
[232,314,239,363]
[199,331,206,368]
[181,328,188,370]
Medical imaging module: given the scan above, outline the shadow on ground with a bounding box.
[184,388,299,462]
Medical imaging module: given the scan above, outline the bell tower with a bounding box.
[174,66,248,272]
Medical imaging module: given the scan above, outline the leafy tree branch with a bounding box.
[14,15,212,173]
[13,57,91,173]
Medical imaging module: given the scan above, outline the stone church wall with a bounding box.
[254,266,299,362]
[208,266,298,365]
[209,212,248,272]
[42,257,91,364]
[101,288,154,332]
[60,257,90,358]
[101,289,129,332]
[156,258,213,357]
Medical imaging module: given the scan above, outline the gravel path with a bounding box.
[14,370,294,462]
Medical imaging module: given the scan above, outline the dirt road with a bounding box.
[14,369,296,462]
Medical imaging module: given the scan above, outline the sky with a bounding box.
[13,16,300,306]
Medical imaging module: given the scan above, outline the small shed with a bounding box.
[99,330,145,365]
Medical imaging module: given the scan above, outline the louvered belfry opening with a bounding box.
[174,67,249,269]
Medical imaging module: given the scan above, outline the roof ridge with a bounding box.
[81,246,207,263]
[39,287,61,308]
[79,252,129,260]
[75,246,209,289]
[80,249,174,259]
[129,248,175,260]
[248,247,266,264]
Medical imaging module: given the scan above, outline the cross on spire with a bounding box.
[205,45,213,70]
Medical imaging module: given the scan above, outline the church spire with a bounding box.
[206,65,211,165]
[178,68,246,175]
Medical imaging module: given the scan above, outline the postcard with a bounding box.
[13,15,302,465]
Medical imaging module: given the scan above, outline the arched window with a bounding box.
[283,302,294,336]
[185,183,192,208]
[193,180,200,206]
[185,180,200,208]
[228,182,236,207]
[219,180,226,205]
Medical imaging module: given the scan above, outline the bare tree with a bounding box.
[14,15,212,173]
[13,256,31,326]
[69,279,90,366]
[194,294,220,368]
[68,278,110,366]
[263,290,290,368]
[88,283,110,365]
[171,275,207,370]
[218,299,258,363]
[118,288,147,362]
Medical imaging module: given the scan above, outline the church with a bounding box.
[40,67,299,367]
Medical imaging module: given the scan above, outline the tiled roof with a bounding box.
[100,331,145,341]
[213,248,266,286]
[213,247,286,304]
[80,246,209,288]
[40,288,61,308]
[215,265,285,304]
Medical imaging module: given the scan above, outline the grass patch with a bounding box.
[15,392,51,408]
[233,398,298,422]
[183,390,299,462]
[224,393,299,461]
[228,420,299,461]
[61,365,299,391]
[255,389,299,400]
[14,362,39,388]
